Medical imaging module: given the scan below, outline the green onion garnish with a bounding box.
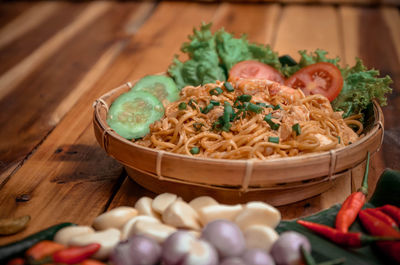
[210,100,220,106]
[268,136,280,144]
[246,103,263,114]
[273,104,282,110]
[222,101,233,131]
[224,82,234,92]
[178,102,187,110]
[337,136,341,144]
[238,94,252,102]
[292,123,301,135]
[256,102,267,107]
[264,113,280,130]
[193,123,204,131]
[210,87,223,96]
[190,146,200,154]
[201,103,214,114]
[188,99,197,109]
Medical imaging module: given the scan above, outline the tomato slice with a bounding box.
[285,62,343,101]
[229,60,285,84]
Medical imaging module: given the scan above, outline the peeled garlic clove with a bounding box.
[135,197,161,220]
[162,200,201,230]
[132,220,176,243]
[243,225,279,251]
[197,204,243,226]
[234,201,281,230]
[93,206,138,230]
[152,193,178,214]
[121,215,160,240]
[189,196,218,212]
[69,228,121,260]
[54,226,95,246]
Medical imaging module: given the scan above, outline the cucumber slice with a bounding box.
[131,75,179,103]
[107,91,164,139]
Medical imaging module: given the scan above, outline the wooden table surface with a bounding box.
[0,1,399,245]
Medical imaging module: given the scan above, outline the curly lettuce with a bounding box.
[168,22,281,89]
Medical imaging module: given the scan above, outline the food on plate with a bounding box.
[284,62,343,101]
[131,75,179,103]
[106,91,164,139]
[229,60,285,84]
[135,78,359,159]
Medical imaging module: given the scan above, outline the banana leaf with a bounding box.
[276,169,400,265]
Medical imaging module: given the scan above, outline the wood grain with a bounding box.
[0,2,147,182]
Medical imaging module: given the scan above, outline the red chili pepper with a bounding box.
[52,243,101,264]
[363,208,398,230]
[378,204,400,226]
[25,240,65,261]
[6,258,25,265]
[297,219,398,248]
[358,210,400,263]
[335,152,370,233]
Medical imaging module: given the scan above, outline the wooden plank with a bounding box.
[274,5,342,62]
[0,2,33,27]
[0,2,84,76]
[0,1,219,245]
[0,2,148,182]
[340,6,400,197]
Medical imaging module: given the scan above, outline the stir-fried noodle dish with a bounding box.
[136,78,361,160]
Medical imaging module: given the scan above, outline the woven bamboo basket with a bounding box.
[93,81,384,206]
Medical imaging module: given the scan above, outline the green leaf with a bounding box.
[277,169,400,265]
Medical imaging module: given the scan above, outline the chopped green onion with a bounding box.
[256,102,268,107]
[246,103,263,114]
[210,87,223,95]
[237,94,252,102]
[178,102,187,110]
[190,146,200,154]
[188,99,197,109]
[264,113,280,130]
[292,123,301,135]
[273,104,282,110]
[201,103,214,114]
[193,123,204,131]
[210,100,220,106]
[224,82,234,92]
[222,101,233,131]
[337,136,341,144]
[268,136,280,144]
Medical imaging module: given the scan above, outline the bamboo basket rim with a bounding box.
[92,80,384,194]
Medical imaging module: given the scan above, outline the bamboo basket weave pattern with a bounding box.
[93,81,384,205]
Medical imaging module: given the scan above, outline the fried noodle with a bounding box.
[136,79,360,160]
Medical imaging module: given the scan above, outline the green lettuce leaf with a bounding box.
[168,22,281,89]
[332,58,392,117]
